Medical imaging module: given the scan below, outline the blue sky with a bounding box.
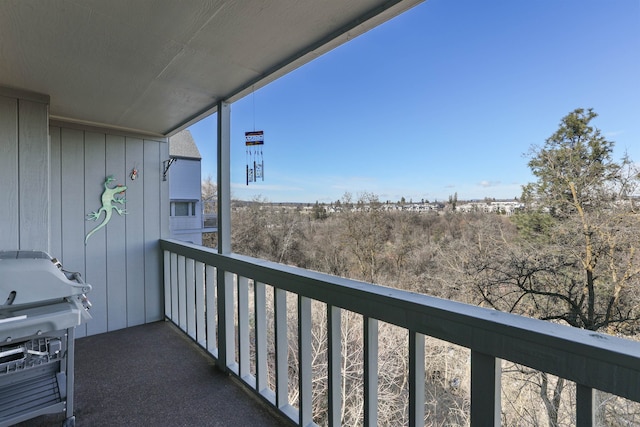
[189,0,640,203]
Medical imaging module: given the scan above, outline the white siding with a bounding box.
[168,157,201,200]
[168,157,204,244]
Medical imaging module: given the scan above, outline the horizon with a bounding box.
[188,0,640,204]
[228,196,521,206]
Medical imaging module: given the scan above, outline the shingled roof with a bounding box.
[169,130,202,160]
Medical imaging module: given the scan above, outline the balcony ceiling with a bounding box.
[0,0,421,137]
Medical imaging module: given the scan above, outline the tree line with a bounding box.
[204,108,640,425]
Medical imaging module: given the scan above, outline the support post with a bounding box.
[217,101,231,255]
[215,101,233,373]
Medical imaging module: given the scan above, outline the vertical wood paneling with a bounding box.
[60,128,86,337]
[18,99,49,251]
[0,96,19,249]
[125,137,146,326]
[60,128,86,269]
[49,126,62,258]
[143,139,163,322]
[84,132,108,336]
[46,123,168,336]
[105,135,127,331]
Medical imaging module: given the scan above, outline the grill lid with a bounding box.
[0,251,91,308]
[0,251,92,341]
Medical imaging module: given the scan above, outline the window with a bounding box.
[172,201,196,216]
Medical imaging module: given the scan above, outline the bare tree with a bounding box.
[341,192,391,283]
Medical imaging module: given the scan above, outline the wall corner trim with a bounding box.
[0,86,50,104]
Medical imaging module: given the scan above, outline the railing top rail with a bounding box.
[161,239,640,402]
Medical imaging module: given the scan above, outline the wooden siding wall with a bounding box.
[0,93,49,251]
[0,89,169,337]
[49,123,170,337]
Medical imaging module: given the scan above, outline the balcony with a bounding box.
[157,239,640,426]
[5,2,638,424]
[17,239,640,426]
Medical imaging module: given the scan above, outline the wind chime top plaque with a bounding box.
[245,131,264,146]
[245,130,264,185]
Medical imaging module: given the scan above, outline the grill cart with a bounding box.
[0,251,91,427]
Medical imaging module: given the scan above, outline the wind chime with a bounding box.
[245,130,264,185]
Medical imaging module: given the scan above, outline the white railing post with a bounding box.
[298,296,312,426]
[364,317,378,427]
[170,252,178,324]
[327,305,342,427]
[163,250,171,318]
[409,331,425,427]
[238,276,250,380]
[195,261,205,346]
[177,255,187,330]
[471,351,501,426]
[205,265,217,356]
[274,288,289,409]
[160,240,640,427]
[255,282,268,394]
[186,258,196,339]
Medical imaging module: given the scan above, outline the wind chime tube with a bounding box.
[245,130,264,185]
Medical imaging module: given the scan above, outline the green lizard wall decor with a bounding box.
[85,175,127,244]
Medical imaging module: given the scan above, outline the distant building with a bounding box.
[168,130,207,244]
[456,200,524,215]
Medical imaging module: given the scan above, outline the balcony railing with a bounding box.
[160,239,640,426]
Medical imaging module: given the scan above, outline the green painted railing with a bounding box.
[161,239,640,426]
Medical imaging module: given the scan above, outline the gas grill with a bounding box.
[0,251,91,427]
